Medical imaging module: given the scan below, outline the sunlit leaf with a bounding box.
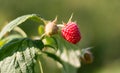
[38,25,45,36]
[42,36,58,50]
[43,51,63,66]
[54,35,81,73]
[0,14,46,39]
[0,34,23,47]
[0,38,44,73]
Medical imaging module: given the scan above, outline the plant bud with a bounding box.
[80,48,93,64]
[45,18,58,36]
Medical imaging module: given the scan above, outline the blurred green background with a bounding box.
[0,0,120,73]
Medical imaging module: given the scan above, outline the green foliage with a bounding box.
[54,35,81,73]
[0,14,45,39]
[38,25,45,36]
[0,34,23,47]
[33,40,44,50]
[1,0,120,73]
[0,38,42,73]
[43,51,65,69]
[42,36,58,51]
[0,14,81,73]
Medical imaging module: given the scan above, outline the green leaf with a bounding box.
[54,35,81,73]
[42,36,58,50]
[0,34,23,47]
[43,52,65,69]
[0,38,44,73]
[38,25,45,36]
[33,39,44,50]
[0,14,46,39]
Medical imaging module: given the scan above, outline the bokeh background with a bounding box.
[0,0,120,73]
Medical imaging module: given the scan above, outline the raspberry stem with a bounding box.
[13,26,27,37]
[57,24,64,28]
[40,33,46,39]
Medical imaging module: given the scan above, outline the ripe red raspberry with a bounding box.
[61,22,81,44]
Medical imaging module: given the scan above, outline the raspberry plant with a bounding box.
[0,14,93,73]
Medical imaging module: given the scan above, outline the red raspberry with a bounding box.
[61,22,81,44]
